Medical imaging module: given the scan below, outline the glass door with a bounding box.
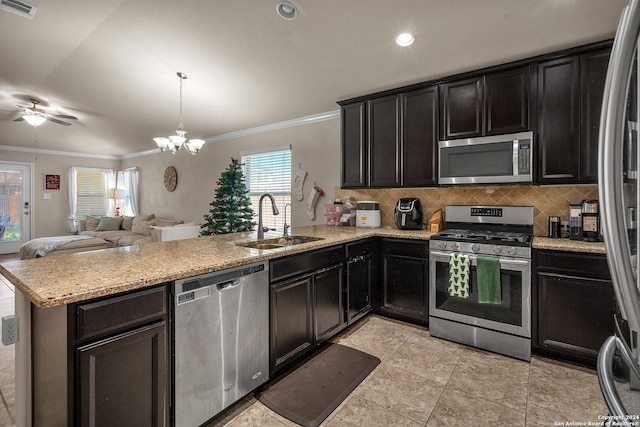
[0,162,33,254]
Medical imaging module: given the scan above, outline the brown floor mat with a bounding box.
[257,343,380,427]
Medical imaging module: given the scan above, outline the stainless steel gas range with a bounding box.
[429,205,533,361]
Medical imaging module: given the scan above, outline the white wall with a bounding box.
[0,149,120,237]
[121,118,340,228]
[0,117,339,239]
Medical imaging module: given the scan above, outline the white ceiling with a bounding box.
[0,0,629,157]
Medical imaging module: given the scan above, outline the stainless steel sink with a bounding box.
[252,243,285,250]
[236,235,324,250]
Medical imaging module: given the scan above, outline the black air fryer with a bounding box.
[394,198,423,230]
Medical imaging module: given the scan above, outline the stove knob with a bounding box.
[450,242,459,251]
[471,243,480,252]
[438,241,447,249]
[507,246,518,256]
[492,246,503,254]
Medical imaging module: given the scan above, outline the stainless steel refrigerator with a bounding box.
[599,0,640,420]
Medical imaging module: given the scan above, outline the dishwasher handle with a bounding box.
[179,263,266,293]
[217,278,241,291]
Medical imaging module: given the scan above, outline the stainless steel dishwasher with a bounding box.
[173,261,269,427]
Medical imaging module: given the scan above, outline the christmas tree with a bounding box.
[201,158,255,235]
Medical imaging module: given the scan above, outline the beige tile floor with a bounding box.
[0,254,608,427]
[0,254,16,427]
[212,315,609,427]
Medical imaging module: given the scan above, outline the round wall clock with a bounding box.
[164,166,178,192]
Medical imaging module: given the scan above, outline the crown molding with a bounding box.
[1,109,340,160]
[118,109,341,159]
[0,144,120,160]
[206,110,340,144]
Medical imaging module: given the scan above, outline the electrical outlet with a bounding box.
[2,315,18,345]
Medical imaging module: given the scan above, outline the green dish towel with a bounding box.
[448,253,469,298]
[477,256,501,304]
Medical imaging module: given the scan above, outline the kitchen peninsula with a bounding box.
[2,225,432,426]
[0,225,606,426]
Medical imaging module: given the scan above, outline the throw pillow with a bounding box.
[95,216,124,232]
[85,216,101,231]
[131,218,153,236]
[121,216,134,231]
[135,214,155,222]
[152,219,179,228]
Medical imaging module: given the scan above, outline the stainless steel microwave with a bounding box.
[438,131,533,185]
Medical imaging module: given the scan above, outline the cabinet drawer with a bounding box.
[75,285,167,342]
[381,238,428,259]
[270,246,344,282]
[535,250,611,279]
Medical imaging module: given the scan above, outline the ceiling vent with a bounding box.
[0,0,37,19]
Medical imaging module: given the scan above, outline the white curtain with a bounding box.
[126,168,139,216]
[106,170,117,215]
[68,167,78,232]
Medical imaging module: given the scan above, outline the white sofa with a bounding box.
[78,214,200,246]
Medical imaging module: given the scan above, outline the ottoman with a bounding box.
[19,235,109,259]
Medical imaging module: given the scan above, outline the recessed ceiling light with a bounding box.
[276,1,298,20]
[396,32,415,47]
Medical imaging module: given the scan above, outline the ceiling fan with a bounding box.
[14,99,78,127]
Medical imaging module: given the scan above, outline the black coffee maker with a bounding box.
[394,198,423,230]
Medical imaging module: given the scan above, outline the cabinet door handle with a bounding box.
[315,264,343,275]
[347,254,370,264]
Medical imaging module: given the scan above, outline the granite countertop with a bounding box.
[0,226,433,309]
[532,236,606,254]
[0,225,607,309]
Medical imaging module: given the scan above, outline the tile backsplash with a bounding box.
[334,185,599,236]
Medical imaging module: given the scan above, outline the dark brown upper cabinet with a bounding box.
[537,56,581,183]
[340,40,611,189]
[341,86,438,188]
[536,48,610,184]
[485,67,531,135]
[580,49,611,182]
[340,101,367,188]
[440,76,484,139]
[368,88,439,188]
[368,95,401,187]
[402,87,439,187]
[440,66,531,140]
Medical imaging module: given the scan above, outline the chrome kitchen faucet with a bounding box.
[257,193,279,240]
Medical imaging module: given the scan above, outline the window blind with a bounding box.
[76,170,107,217]
[241,148,291,232]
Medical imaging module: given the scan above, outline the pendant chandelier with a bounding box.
[153,72,205,155]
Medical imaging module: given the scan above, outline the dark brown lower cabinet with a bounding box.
[314,264,345,342]
[270,276,313,371]
[346,239,375,324]
[77,322,167,426]
[533,249,614,367]
[379,238,429,324]
[269,245,346,374]
[70,285,169,426]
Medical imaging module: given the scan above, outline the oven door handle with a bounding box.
[429,251,530,266]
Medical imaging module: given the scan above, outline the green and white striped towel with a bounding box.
[448,253,470,298]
